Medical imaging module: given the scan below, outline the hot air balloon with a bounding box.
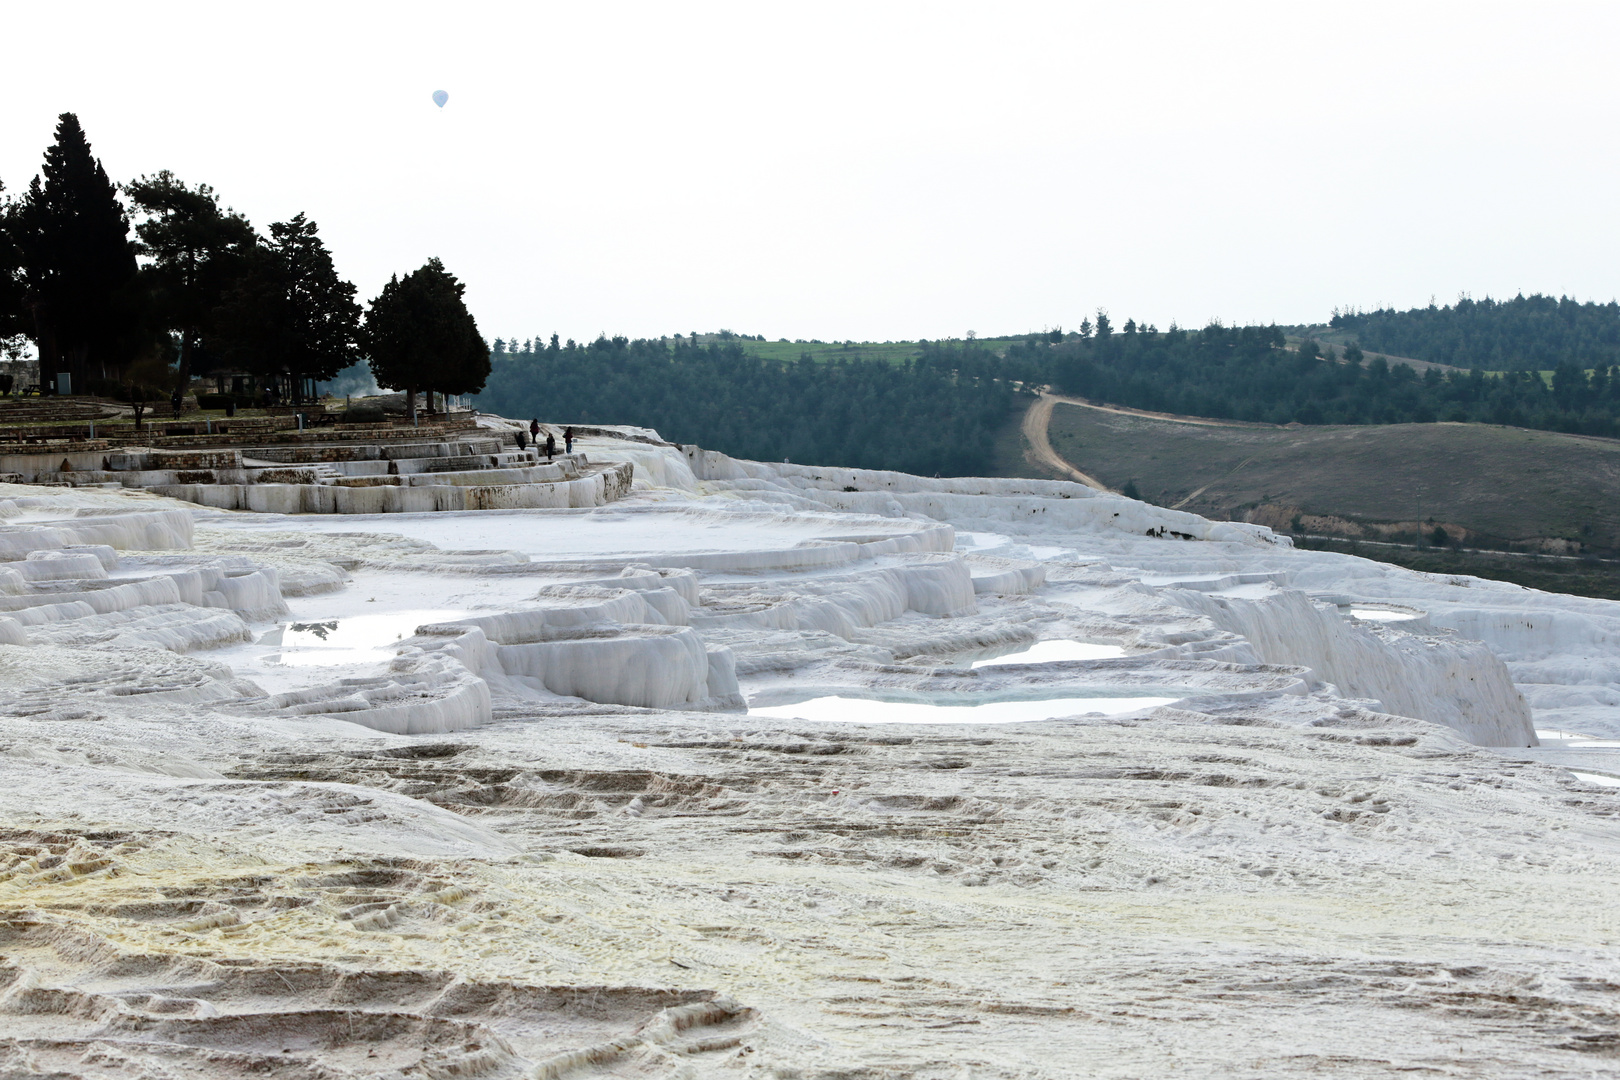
[432,90,448,108]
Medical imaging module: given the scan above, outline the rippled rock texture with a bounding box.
[0,424,1615,1078]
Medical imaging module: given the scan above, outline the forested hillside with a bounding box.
[1329,294,1620,370]
[480,319,1620,474]
[1032,322,1620,434]
[478,335,1015,476]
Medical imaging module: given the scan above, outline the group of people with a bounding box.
[515,419,574,461]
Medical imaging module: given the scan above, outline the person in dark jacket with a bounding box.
[564,426,574,454]
[529,418,540,446]
[544,432,556,461]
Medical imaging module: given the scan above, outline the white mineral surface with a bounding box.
[1,424,1617,1077]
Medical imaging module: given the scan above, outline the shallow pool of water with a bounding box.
[1349,607,1421,622]
[1569,771,1620,787]
[971,641,1127,667]
[1534,729,1620,749]
[748,694,1178,725]
[953,531,1080,562]
[263,609,468,667]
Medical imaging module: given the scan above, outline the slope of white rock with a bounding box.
[0,426,1616,1078]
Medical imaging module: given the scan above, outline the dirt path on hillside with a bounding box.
[1022,391,1273,491]
[1042,392,1265,429]
[1020,395,1108,489]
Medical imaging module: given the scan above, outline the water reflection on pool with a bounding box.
[971,640,1126,667]
[748,694,1178,725]
[264,609,468,667]
[1349,607,1421,622]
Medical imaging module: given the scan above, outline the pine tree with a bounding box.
[217,214,361,401]
[362,258,488,420]
[125,171,257,390]
[8,113,141,391]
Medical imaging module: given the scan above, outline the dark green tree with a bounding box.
[7,113,141,391]
[362,258,488,420]
[125,171,257,390]
[1551,361,1585,411]
[216,214,361,401]
[477,335,1015,476]
[120,337,181,430]
[1333,294,1620,369]
[436,317,491,411]
[0,181,28,363]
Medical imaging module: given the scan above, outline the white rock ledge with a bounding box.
[0,423,1615,1075]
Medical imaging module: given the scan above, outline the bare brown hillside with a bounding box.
[1037,402,1620,554]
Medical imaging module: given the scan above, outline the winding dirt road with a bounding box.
[1022,391,1274,492]
[1020,393,1109,489]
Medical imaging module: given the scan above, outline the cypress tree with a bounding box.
[9,113,140,391]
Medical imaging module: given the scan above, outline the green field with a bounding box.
[699,335,1027,366]
[1039,403,1620,554]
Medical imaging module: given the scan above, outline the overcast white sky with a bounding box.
[7,2,1618,343]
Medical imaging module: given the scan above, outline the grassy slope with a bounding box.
[1288,326,1582,383]
[1043,404,1620,552]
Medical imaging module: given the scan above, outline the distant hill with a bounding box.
[1030,324,1620,436]
[481,320,1620,479]
[477,335,1017,477]
[1042,401,1620,550]
[1026,400,1620,598]
[1326,294,1620,370]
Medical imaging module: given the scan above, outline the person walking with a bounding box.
[529,418,540,447]
[564,426,574,454]
[544,431,556,461]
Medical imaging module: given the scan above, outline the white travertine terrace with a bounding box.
[0,420,1616,1077]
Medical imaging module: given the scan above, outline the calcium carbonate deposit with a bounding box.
[1,419,1618,1078]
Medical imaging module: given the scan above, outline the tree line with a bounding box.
[13,110,1616,464]
[480,314,1620,476]
[1330,293,1620,370]
[1019,318,1620,436]
[479,335,1016,475]
[0,113,488,419]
